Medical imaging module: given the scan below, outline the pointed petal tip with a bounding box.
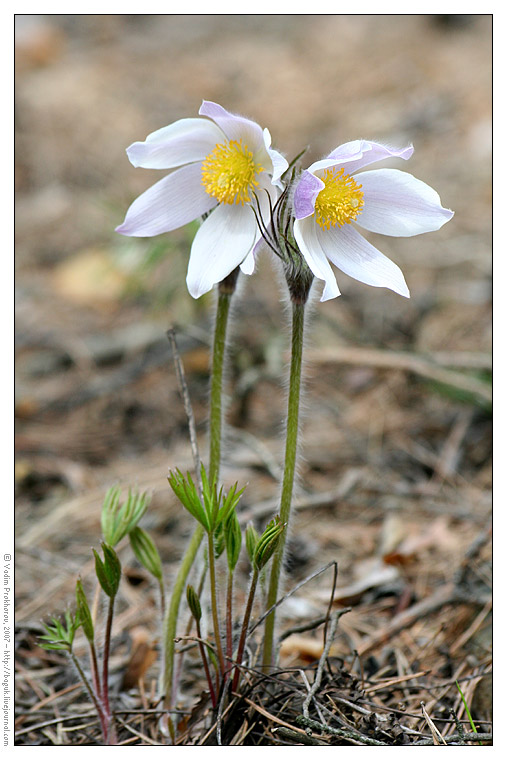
[320,289,342,302]
[125,143,140,168]
[185,277,205,300]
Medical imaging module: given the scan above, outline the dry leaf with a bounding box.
[120,627,157,691]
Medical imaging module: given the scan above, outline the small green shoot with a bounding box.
[39,610,80,652]
[456,680,482,744]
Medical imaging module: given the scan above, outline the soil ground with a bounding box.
[15,14,491,745]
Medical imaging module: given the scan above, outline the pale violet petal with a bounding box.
[307,140,365,175]
[186,203,257,298]
[354,169,454,237]
[294,170,325,219]
[317,223,410,297]
[328,140,413,175]
[199,101,264,153]
[126,118,225,169]
[294,218,341,301]
[115,163,216,237]
[308,140,414,178]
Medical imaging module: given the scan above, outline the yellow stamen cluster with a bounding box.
[201,140,264,205]
[314,168,364,229]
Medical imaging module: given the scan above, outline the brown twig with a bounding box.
[296,715,389,745]
[166,328,201,485]
[308,346,491,404]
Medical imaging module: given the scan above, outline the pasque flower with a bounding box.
[116,101,288,298]
[293,140,454,300]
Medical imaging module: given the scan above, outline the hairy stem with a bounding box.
[208,286,234,478]
[162,271,237,708]
[207,532,225,676]
[101,596,117,744]
[195,619,217,709]
[262,300,305,668]
[88,640,102,706]
[162,525,204,708]
[232,567,259,692]
[226,570,233,664]
[70,651,105,724]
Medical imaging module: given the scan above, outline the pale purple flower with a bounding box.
[293,140,454,301]
[116,101,288,298]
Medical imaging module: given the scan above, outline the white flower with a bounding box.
[116,101,288,298]
[292,140,454,300]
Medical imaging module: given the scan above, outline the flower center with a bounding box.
[314,168,364,229]
[201,140,264,205]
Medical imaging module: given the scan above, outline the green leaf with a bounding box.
[101,486,149,546]
[213,523,226,560]
[38,612,79,652]
[254,516,285,571]
[93,543,122,598]
[225,510,242,573]
[245,522,260,566]
[199,465,218,527]
[101,485,121,546]
[186,584,202,623]
[217,482,245,527]
[129,527,163,581]
[75,579,94,643]
[168,469,209,531]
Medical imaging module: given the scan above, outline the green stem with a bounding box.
[162,272,237,708]
[195,619,217,709]
[101,596,117,745]
[232,567,259,692]
[226,570,233,663]
[208,287,234,478]
[158,578,166,620]
[88,640,102,706]
[162,524,204,708]
[207,532,225,675]
[262,300,305,668]
[70,651,105,723]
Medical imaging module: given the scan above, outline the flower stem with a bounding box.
[207,532,225,676]
[232,567,259,692]
[162,269,237,708]
[101,595,117,744]
[195,618,218,709]
[88,640,102,706]
[226,570,233,664]
[262,299,305,668]
[70,651,109,740]
[209,279,236,478]
[162,525,204,708]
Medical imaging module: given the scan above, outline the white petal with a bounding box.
[262,127,289,186]
[356,169,454,237]
[115,163,216,237]
[199,101,264,153]
[126,118,225,169]
[317,223,410,297]
[186,204,257,298]
[293,218,341,301]
[240,250,256,275]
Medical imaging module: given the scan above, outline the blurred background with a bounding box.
[15,13,491,724]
